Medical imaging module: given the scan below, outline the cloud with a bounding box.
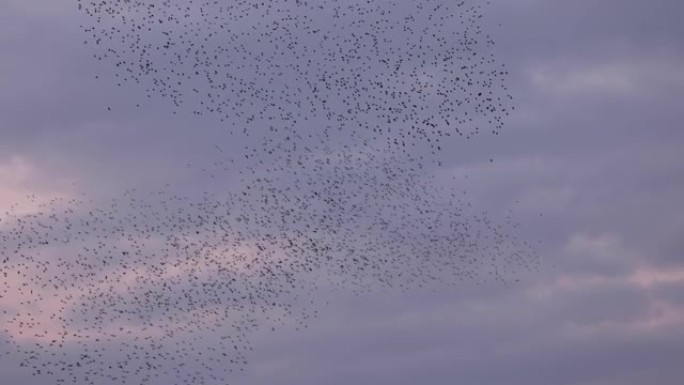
[0,156,75,216]
[528,55,684,98]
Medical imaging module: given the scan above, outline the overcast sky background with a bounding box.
[1,0,683,384]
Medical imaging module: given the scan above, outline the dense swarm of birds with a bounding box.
[77,0,513,158]
[1,0,538,384]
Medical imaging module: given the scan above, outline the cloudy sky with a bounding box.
[1,0,683,384]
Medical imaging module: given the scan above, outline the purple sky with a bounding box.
[1,0,684,384]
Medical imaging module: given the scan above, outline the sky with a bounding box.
[1,0,683,384]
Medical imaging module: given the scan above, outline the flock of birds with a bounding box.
[1,0,538,384]
[79,0,513,163]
